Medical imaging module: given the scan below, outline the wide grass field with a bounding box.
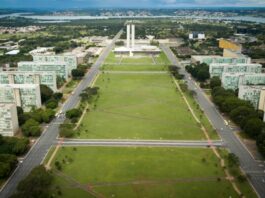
[75,73,214,140]
[49,147,255,198]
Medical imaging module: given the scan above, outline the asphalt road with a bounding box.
[0,30,123,198]
[58,139,224,148]
[160,43,265,198]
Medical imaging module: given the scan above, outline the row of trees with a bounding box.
[11,165,54,198]
[168,65,184,80]
[0,135,29,180]
[19,109,55,137]
[40,85,63,109]
[210,80,265,157]
[71,64,91,80]
[185,63,210,82]
[0,154,17,179]
[59,86,100,137]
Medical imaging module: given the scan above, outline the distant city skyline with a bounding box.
[0,0,265,8]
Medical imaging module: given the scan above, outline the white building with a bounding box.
[189,32,205,40]
[32,55,77,74]
[238,85,265,109]
[0,71,57,92]
[18,61,68,80]
[0,103,19,136]
[191,55,251,65]
[209,63,262,78]
[0,84,42,112]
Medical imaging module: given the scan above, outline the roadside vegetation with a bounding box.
[0,135,29,185]
[211,82,265,157]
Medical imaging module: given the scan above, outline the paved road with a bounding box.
[0,30,123,198]
[58,139,224,148]
[160,43,265,198]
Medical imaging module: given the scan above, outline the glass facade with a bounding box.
[33,55,77,74]
[18,62,68,80]
[0,85,41,112]
[0,72,57,91]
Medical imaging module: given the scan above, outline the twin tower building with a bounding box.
[126,23,135,49]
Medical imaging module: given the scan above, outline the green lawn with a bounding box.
[50,147,248,198]
[154,52,171,65]
[76,73,211,140]
[104,52,119,63]
[120,56,154,64]
[101,64,167,71]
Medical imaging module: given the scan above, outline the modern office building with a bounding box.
[209,63,262,78]
[191,55,251,65]
[238,85,265,109]
[0,84,42,112]
[0,103,19,136]
[0,71,57,92]
[222,73,265,91]
[18,61,68,80]
[32,55,77,74]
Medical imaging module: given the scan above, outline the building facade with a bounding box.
[209,63,262,78]
[191,55,251,65]
[0,103,19,136]
[18,61,68,80]
[32,55,77,74]
[0,71,57,92]
[238,85,265,109]
[0,84,42,112]
[222,73,265,91]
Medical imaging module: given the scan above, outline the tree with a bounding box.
[227,153,239,167]
[59,123,75,138]
[220,97,252,113]
[0,136,29,156]
[40,85,54,103]
[46,99,58,109]
[72,68,85,79]
[0,154,17,178]
[185,63,209,82]
[210,77,221,89]
[66,108,82,122]
[197,69,210,82]
[229,106,258,128]
[244,118,264,138]
[257,132,265,157]
[41,109,55,123]
[80,87,99,102]
[11,165,53,198]
[21,119,41,137]
[53,92,63,101]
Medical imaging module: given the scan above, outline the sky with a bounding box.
[0,0,265,8]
